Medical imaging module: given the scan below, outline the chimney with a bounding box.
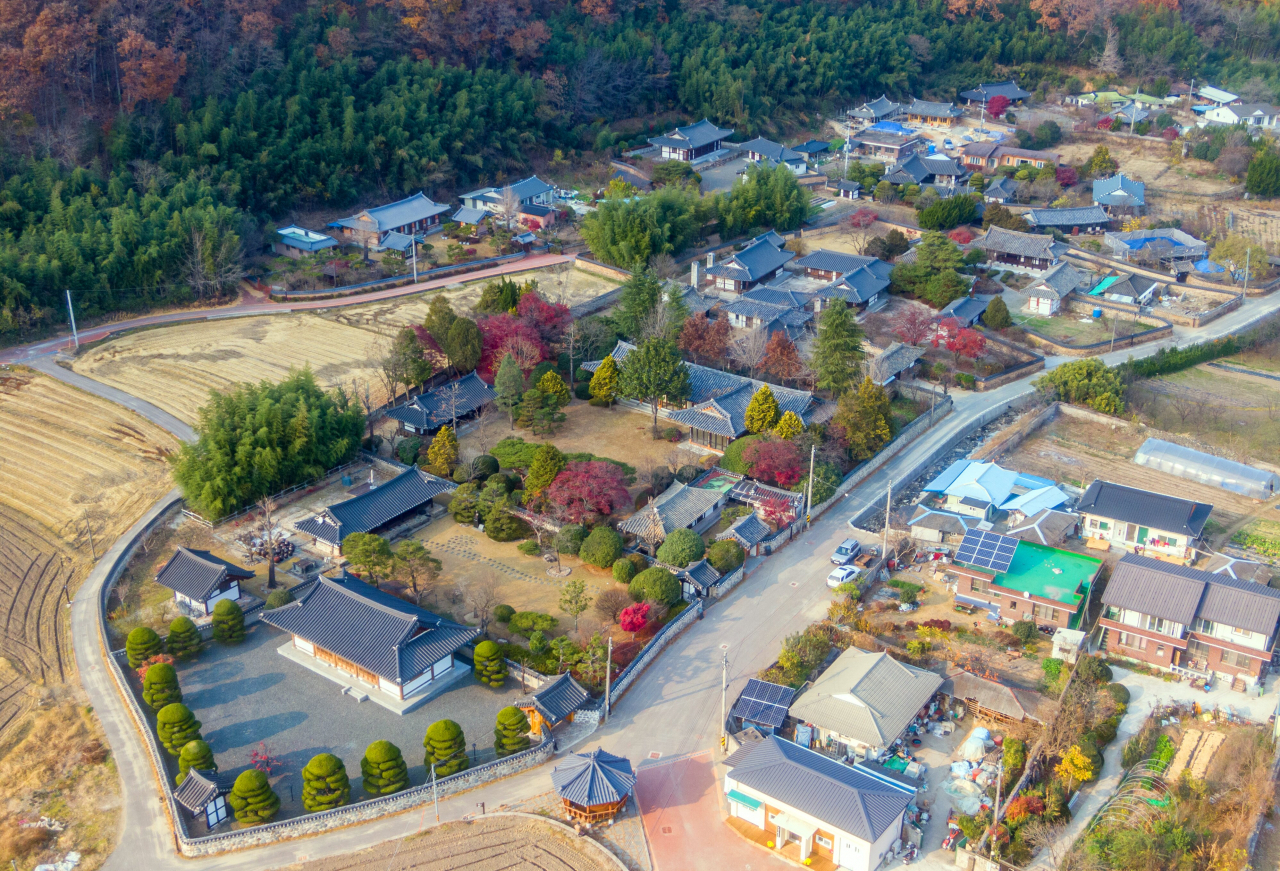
[691,261,700,287]
[706,252,715,268]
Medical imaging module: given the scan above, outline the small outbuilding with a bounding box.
[1134,438,1280,500]
[551,749,636,823]
[174,769,232,829]
[939,669,1040,725]
[516,672,591,737]
[716,512,772,556]
[730,678,797,735]
[385,372,498,436]
[619,481,728,552]
[273,225,339,259]
[154,548,255,617]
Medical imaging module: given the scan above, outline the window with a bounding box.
[1008,601,1018,611]
[1098,521,1110,531]
[1187,638,1210,660]
[816,835,833,849]
[1231,626,1250,637]
[970,577,989,594]
[1118,632,1146,651]
[1192,618,1215,635]
[1033,604,1062,623]
[1144,615,1168,634]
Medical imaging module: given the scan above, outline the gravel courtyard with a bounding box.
[177,622,524,818]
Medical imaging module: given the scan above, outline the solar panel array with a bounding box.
[956,530,1019,573]
[730,679,796,728]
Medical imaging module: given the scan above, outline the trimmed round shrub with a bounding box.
[627,552,648,572]
[555,524,589,555]
[126,626,162,669]
[579,527,624,568]
[156,703,202,756]
[509,611,557,637]
[675,464,702,483]
[707,540,745,574]
[361,740,410,795]
[142,662,182,711]
[1076,656,1113,684]
[612,559,636,583]
[473,640,508,688]
[493,604,516,624]
[264,589,294,610]
[1010,620,1038,644]
[720,434,766,475]
[472,454,500,478]
[494,706,532,757]
[228,769,280,825]
[574,381,591,401]
[176,739,216,785]
[517,540,541,556]
[211,599,246,645]
[1106,683,1131,707]
[1090,716,1119,746]
[302,752,351,811]
[630,567,680,605]
[425,719,470,776]
[656,528,705,568]
[165,617,202,661]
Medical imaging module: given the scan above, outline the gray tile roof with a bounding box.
[379,231,415,252]
[793,139,831,155]
[871,342,924,384]
[1197,571,1280,636]
[885,153,967,185]
[960,81,1032,102]
[741,137,807,164]
[822,265,892,305]
[1093,174,1145,208]
[849,96,901,120]
[669,377,819,439]
[1204,555,1272,585]
[794,250,890,277]
[452,206,488,225]
[260,574,478,684]
[707,237,795,283]
[333,193,449,232]
[906,99,963,119]
[1109,104,1150,124]
[975,226,1062,260]
[939,296,987,327]
[1007,509,1078,545]
[742,286,817,309]
[619,481,724,537]
[724,735,912,842]
[296,467,457,546]
[717,512,772,547]
[789,649,943,748]
[835,180,862,193]
[909,506,971,534]
[1025,206,1110,228]
[723,298,811,324]
[155,548,253,602]
[680,558,723,595]
[385,373,497,431]
[649,118,734,150]
[551,749,635,807]
[173,769,232,812]
[525,672,591,725]
[1030,262,1089,299]
[1078,480,1212,539]
[1104,552,1280,636]
[508,176,555,200]
[983,177,1018,200]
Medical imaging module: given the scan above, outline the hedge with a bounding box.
[361,740,410,795]
[580,527,623,568]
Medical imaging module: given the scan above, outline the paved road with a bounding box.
[51,281,1280,870]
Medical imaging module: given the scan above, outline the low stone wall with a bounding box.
[574,257,633,282]
[970,402,1058,464]
[506,660,552,691]
[712,565,746,599]
[1017,304,1174,357]
[608,599,704,707]
[974,332,1046,390]
[1065,287,1241,329]
[1064,248,1250,296]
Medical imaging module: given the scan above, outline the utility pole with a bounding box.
[1243,247,1251,294]
[65,290,79,350]
[83,509,96,560]
[882,482,891,562]
[1109,311,1119,353]
[604,637,612,723]
[806,445,815,525]
[720,650,728,753]
[432,761,439,823]
[411,238,419,283]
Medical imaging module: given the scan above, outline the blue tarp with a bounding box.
[870,121,915,136]
[1194,259,1226,273]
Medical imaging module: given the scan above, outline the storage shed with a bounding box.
[1133,438,1279,500]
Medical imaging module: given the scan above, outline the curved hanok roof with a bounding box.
[155,548,253,602]
[552,749,636,806]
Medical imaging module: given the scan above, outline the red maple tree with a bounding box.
[476,314,548,380]
[939,327,987,366]
[620,602,650,637]
[892,306,935,346]
[517,291,571,345]
[761,332,806,384]
[679,313,730,366]
[847,207,879,230]
[742,438,804,488]
[1055,165,1079,187]
[986,95,1011,119]
[1097,117,1115,130]
[948,227,975,245]
[543,461,630,523]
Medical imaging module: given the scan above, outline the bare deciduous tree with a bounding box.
[351,377,379,447]
[648,252,679,279]
[1021,820,1068,869]
[468,576,502,634]
[497,185,521,230]
[473,402,501,455]
[183,228,245,300]
[594,587,632,623]
[730,328,769,378]
[256,495,280,588]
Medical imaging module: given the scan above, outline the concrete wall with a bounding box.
[574,257,634,282]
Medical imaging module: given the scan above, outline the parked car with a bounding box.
[827,566,862,589]
[831,538,862,565]
[944,138,955,149]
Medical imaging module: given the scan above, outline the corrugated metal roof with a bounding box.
[385,373,497,431]
[1093,174,1145,207]
[725,736,911,842]
[939,670,1030,721]
[261,574,478,683]
[1197,571,1280,635]
[155,548,253,602]
[551,749,635,806]
[1001,485,1069,515]
[788,649,942,749]
[298,467,457,545]
[1026,206,1110,228]
[336,193,449,232]
[1077,480,1212,538]
[909,507,971,534]
[1102,553,1208,625]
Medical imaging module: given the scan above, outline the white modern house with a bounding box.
[1203,103,1280,128]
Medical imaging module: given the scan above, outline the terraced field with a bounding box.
[0,370,178,738]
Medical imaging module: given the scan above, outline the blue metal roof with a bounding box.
[260,574,478,684]
[551,749,636,806]
[332,193,449,233]
[296,467,456,545]
[1093,174,1145,207]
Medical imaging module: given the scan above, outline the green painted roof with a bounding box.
[995,541,1100,607]
[1080,91,1126,104]
[727,789,762,810]
[1090,275,1120,295]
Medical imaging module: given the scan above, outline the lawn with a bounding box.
[1017,313,1155,346]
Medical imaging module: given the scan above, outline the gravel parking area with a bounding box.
[177,623,523,817]
[699,157,748,193]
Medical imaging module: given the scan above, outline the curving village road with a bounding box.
[11,265,1277,869]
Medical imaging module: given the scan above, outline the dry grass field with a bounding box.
[1056,138,1232,196]
[72,313,393,424]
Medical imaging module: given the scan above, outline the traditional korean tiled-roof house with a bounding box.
[648,119,734,162]
[723,735,915,871]
[706,234,795,294]
[460,176,556,214]
[851,128,925,162]
[676,558,725,600]
[154,548,254,617]
[883,153,968,189]
[1077,479,1212,562]
[1100,553,1280,687]
[792,251,893,311]
[273,226,339,260]
[1025,261,1090,315]
[741,137,809,173]
[981,176,1018,204]
[959,81,1032,105]
[1025,206,1111,235]
[552,749,636,823]
[904,99,964,126]
[869,342,924,387]
[849,95,902,122]
[1108,103,1151,126]
[972,226,1067,271]
[792,139,831,158]
[619,481,728,551]
[1092,174,1146,216]
[261,573,478,707]
[833,180,862,200]
[717,512,773,556]
[329,193,450,248]
[295,467,456,554]
[451,206,488,230]
[385,372,497,436]
[516,672,591,736]
[937,296,988,330]
[721,298,814,339]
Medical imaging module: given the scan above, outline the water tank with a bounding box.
[1092,307,1103,318]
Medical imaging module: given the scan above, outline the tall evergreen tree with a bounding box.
[616,269,664,338]
[813,304,865,397]
[525,444,566,497]
[589,355,618,404]
[617,337,692,436]
[494,354,525,428]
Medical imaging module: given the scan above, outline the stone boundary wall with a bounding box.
[574,257,634,282]
[1064,248,1256,296]
[1064,284,1242,329]
[970,402,1059,464]
[974,331,1046,390]
[1017,306,1174,357]
[712,565,747,599]
[608,599,704,707]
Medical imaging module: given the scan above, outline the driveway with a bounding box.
[699,158,749,194]
[635,751,790,871]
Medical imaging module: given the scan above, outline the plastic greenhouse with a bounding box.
[1133,438,1280,500]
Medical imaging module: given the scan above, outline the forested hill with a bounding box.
[1,0,1279,336]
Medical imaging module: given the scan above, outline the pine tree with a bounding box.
[537,370,570,406]
[360,740,410,795]
[302,752,351,812]
[165,616,202,661]
[589,355,618,404]
[744,385,781,433]
[211,599,246,644]
[156,703,202,755]
[983,296,1012,330]
[424,719,470,776]
[228,769,280,825]
[773,410,804,440]
[493,706,532,757]
[472,640,508,688]
[126,626,163,669]
[142,662,182,711]
[616,269,663,338]
[525,444,565,497]
[494,354,525,428]
[834,376,894,462]
[445,318,484,373]
[813,303,865,398]
[177,740,216,785]
[426,425,458,476]
[617,338,692,436]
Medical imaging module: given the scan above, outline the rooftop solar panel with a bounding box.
[730,679,797,728]
[956,530,1019,573]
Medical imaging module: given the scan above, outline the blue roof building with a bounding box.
[329,193,450,246]
[552,749,636,822]
[385,372,498,435]
[273,226,338,260]
[1093,174,1146,214]
[460,176,556,214]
